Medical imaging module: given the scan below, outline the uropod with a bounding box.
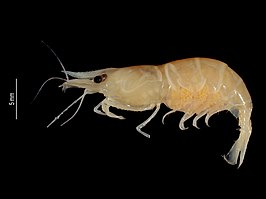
[37,43,252,168]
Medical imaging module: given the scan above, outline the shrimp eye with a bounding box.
[93,74,107,83]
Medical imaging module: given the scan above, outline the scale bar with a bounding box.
[15,78,17,120]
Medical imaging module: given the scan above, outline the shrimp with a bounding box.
[40,49,252,168]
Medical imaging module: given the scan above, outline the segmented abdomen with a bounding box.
[160,57,251,114]
[159,57,252,167]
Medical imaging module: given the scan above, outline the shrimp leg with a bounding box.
[101,99,125,120]
[93,101,106,116]
[136,104,161,138]
[192,110,208,129]
[204,109,221,127]
[162,110,176,125]
[179,113,195,130]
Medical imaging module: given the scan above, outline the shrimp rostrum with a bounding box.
[45,57,252,168]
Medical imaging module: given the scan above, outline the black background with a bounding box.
[6,3,265,196]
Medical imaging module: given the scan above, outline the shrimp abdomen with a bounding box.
[160,57,252,167]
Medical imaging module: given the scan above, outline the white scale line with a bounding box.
[15,78,17,120]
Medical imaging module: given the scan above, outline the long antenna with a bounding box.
[40,40,69,80]
[32,41,69,103]
[31,77,66,103]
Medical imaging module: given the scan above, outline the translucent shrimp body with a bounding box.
[161,58,252,167]
[51,57,252,168]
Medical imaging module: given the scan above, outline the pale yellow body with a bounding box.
[49,57,252,168]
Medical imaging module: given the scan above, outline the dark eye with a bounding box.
[93,74,107,83]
